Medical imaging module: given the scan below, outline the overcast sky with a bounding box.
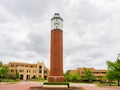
[0,0,120,71]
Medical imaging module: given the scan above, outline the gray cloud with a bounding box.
[21,30,49,55]
[0,0,120,71]
[0,0,51,20]
[75,0,110,23]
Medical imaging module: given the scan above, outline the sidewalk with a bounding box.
[0,81,120,90]
[0,81,43,90]
[71,83,120,90]
[0,82,9,85]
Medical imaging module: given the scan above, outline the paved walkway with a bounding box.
[0,81,43,90]
[0,81,120,90]
[71,83,120,90]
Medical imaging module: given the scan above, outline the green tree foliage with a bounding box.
[64,70,71,82]
[0,61,3,74]
[106,70,115,86]
[38,76,44,81]
[64,70,81,82]
[1,67,8,78]
[0,61,9,82]
[16,72,20,79]
[99,76,107,83]
[7,73,16,79]
[70,73,81,82]
[107,55,120,86]
[0,61,2,67]
[82,68,96,83]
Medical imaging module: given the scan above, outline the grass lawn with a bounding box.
[96,82,118,87]
[0,79,18,84]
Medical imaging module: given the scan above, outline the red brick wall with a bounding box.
[48,76,64,82]
[50,29,63,76]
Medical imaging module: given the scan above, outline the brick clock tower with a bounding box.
[48,13,64,82]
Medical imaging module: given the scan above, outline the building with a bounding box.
[48,13,64,82]
[5,62,49,80]
[69,68,107,80]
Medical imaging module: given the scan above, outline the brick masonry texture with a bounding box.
[49,29,64,82]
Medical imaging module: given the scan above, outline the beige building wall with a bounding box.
[6,62,49,80]
[69,68,107,80]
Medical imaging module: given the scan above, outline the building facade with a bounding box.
[69,68,107,80]
[6,62,49,80]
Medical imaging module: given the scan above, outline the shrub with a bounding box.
[38,76,44,81]
[1,79,16,82]
[43,82,70,88]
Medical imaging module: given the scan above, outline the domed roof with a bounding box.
[51,13,63,21]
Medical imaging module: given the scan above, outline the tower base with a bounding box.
[48,76,64,82]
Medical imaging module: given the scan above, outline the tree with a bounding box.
[1,66,8,78]
[0,61,8,80]
[70,73,81,82]
[7,73,16,79]
[106,70,115,86]
[64,70,71,82]
[38,76,44,81]
[0,61,2,67]
[0,61,2,82]
[0,61,8,82]
[16,72,20,80]
[107,55,120,86]
[82,68,96,83]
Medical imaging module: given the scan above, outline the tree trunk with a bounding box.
[109,81,111,87]
[0,76,1,83]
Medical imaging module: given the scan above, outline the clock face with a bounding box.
[51,19,63,30]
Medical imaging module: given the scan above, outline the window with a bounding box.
[20,70,22,72]
[44,70,47,74]
[39,66,42,69]
[39,70,42,73]
[101,72,106,74]
[11,69,14,72]
[11,64,14,67]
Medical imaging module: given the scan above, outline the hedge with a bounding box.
[43,82,70,88]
